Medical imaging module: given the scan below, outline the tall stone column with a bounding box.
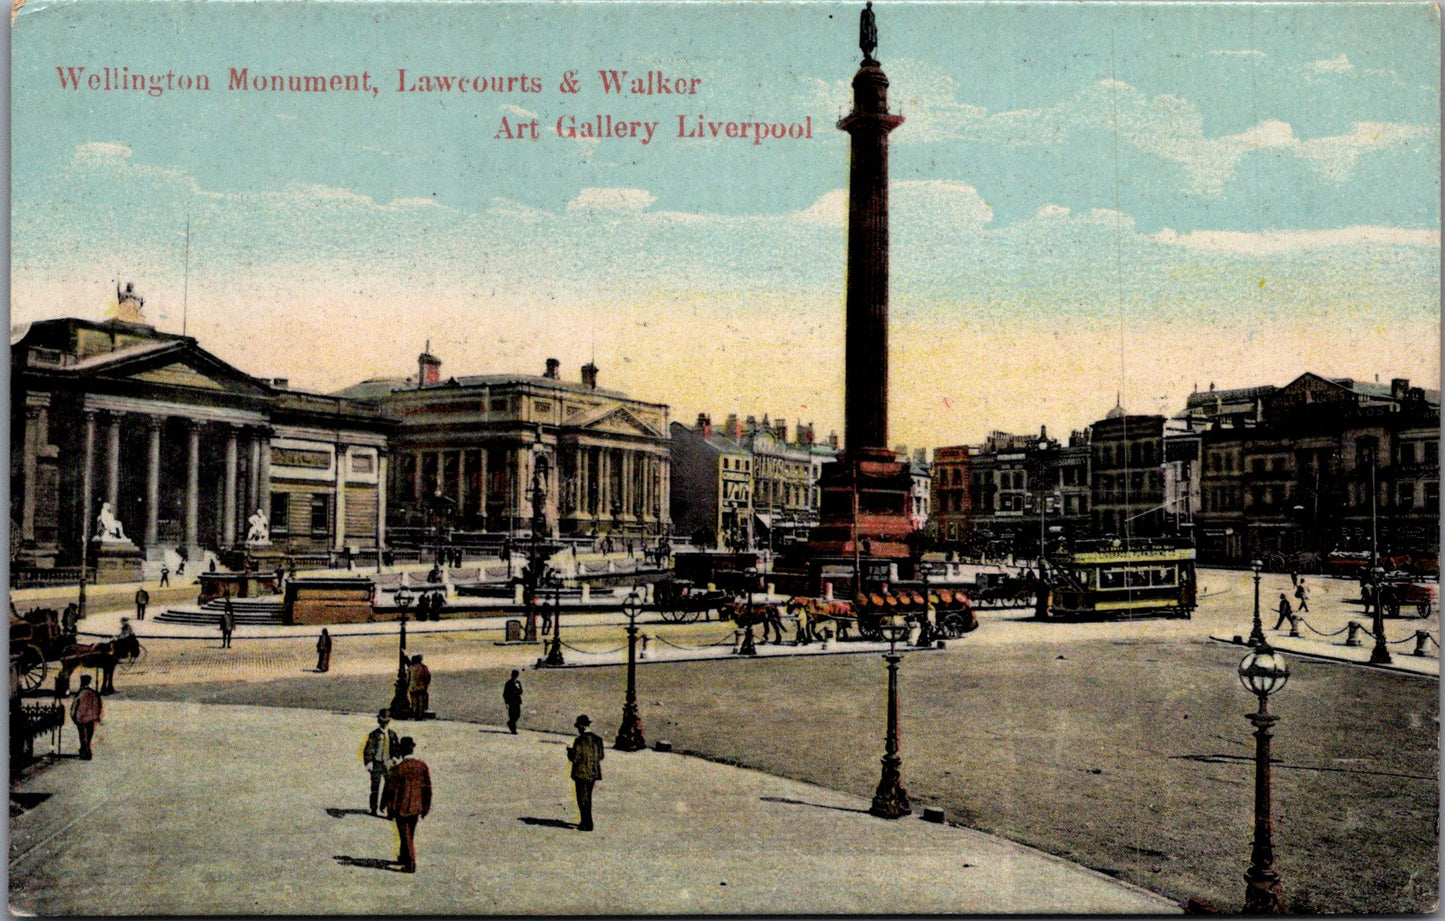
[81,410,98,545]
[145,416,163,547]
[248,435,262,524]
[256,429,272,520]
[412,450,423,503]
[839,32,904,459]
[106,412,123,511]
[20,403,42,541]
[223,425,239,547]
[477,448,489,526]
[456,449,467,510]
[376,452,389,550]
[334,447,348,551]
[185,422,201,551]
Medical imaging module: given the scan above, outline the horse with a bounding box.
[723,600,786,645]
[58,641,120,695]
[787,598,854,642]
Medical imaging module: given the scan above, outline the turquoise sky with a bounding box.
[11,1,1441,447]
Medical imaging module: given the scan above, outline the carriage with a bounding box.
[653,579,731,623]
[1372,577,1437,619]
[9,606,76,693]
[967,572,1036,608]
[831,589,978,640]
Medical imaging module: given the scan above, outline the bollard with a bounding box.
[513,583,524,605]
[731,629,743,654]
[644,583,655,604]
[1289,616,1301,638]
[639,633,650,660]
[823,582,834,601]
[1345,621,1364,647]
[766,582,775,596]
[580,584,590,602]
[1413,631,1431,657]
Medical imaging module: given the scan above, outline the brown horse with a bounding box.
[723,600,786,645]
[58,641,120,695]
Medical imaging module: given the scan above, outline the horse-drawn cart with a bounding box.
[9,606,76,693]
[653,579,730,623]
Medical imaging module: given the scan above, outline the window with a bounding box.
[350,453,374,474]
[1397,483,1415,510]
[1400,443,1417,466]
[269,494,290,535]
[310,495,331,535]
[1427,442,1439,465]
[490,397,509,412]
[1426,482,1439,506]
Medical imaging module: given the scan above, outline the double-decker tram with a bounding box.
[1045,539,1197,620]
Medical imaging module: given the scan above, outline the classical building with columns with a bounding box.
[10,310,392,577]
[336,353,671,539]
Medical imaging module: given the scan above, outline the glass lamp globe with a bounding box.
[1239,646,1291,697]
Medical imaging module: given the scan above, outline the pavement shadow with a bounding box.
[759,795,871,815]
[333,855,403,872]
[325,807,376,819]
[477,728,515,736]
[518,816,577,830]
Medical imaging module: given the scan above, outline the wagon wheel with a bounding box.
[658,606,687,624]
[16,644,47,692]
[1417,602,1433,619]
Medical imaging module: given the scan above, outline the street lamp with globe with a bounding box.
[388,586,415,718]
[1238,644,1290,914]
[869,614,912,819]
[614,588,646,751]
[1368,565,1392,665]
[1247,559,1266,647]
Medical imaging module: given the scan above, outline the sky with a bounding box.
[10,0,1441,451]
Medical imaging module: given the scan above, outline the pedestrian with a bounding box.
[503,669,523,733]
[362,709,399,815]
[134,587,149,621]
[1272,592,1294,630]
[1290,570,1299,588]
[381,736,431,873]
[316,628,333,672]
[566,714,605,831]
[220,596,235,648]
[1294,579,1310,613]
[430,591,446,622]
[70,674,103,760]
[408,654,431,718]
[61,602,79,635]
[159,565,170,588]
[176,548,187,577]
[539,601,552,634]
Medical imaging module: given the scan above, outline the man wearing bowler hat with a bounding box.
[566,714,605,831]
[381,736,431,872]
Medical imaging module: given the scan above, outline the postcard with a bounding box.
[8,0,1439,915]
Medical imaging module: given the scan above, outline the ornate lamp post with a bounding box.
[869,614,912,818]
[539,570,566,668]
[388,592,413,718]
[615,589,646,751]
[1247,559,1266,647]
[1368,566,1392,665]
[1238,644,1290,914]
[524,435,550,643]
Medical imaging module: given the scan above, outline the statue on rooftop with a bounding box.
[860,1,878,64]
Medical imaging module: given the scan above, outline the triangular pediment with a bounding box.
[84,341,271,397]
[572,404,663,438]
[129,361,229,391]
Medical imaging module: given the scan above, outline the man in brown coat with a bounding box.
[381,736,431,872]
[408,655,431,718]
[566,714,604,831]
[70,675,103,760]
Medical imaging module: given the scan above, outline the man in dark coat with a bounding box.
[503,670,523,734]
[70,675,103,760]
[362,709,399,815]
[1272,592,1295,630]
[566,714,605,831]
[134,587,149,621]
[382,736,432,872]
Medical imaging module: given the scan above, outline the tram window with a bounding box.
[1152,568,1176,586]
[1100,570,1125,589]
[1127,569,1150,588]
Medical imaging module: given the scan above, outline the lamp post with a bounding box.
[524,434,550,643]
[388,591,413,718]
[615,589,646,751]
[1247,559,1266,647]
[1238,644,1290,914]
[870,615,912,819]
[737,568,759,656]
[540,570,565,668]
[1368,565,1392,665]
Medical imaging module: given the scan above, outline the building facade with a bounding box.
[668,414,753,549]
[338,355,671,540]
[10,304,391,577]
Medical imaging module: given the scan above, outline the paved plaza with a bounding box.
[10,701,1175,915]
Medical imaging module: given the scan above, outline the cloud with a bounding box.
[1306,53,1354,75]
[74,141,133,163]
[1210,49,1268,60]
[566,187,656,213]
[1152,225,1440,255]
[1295,121,1433,183]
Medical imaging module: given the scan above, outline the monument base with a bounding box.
[91,539,143,584]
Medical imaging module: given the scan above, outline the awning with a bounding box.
[754,512,774,529]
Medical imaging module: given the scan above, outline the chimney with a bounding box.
[696,412,712,438]
[1391,378,1409,401]
[745,415,757,435]
[828,430,840,449]
[418,345,442,388]
[802,423,815,446]
[544,358,560,379]
[1040,424,1048,441]
[774,417,787,441]
[581,363,598,389]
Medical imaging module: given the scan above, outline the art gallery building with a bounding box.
[10,309,392,581]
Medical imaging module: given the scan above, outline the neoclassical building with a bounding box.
[10,298,391,577]
[337,353,671,539]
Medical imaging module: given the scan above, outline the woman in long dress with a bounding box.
[316,628,333,672]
